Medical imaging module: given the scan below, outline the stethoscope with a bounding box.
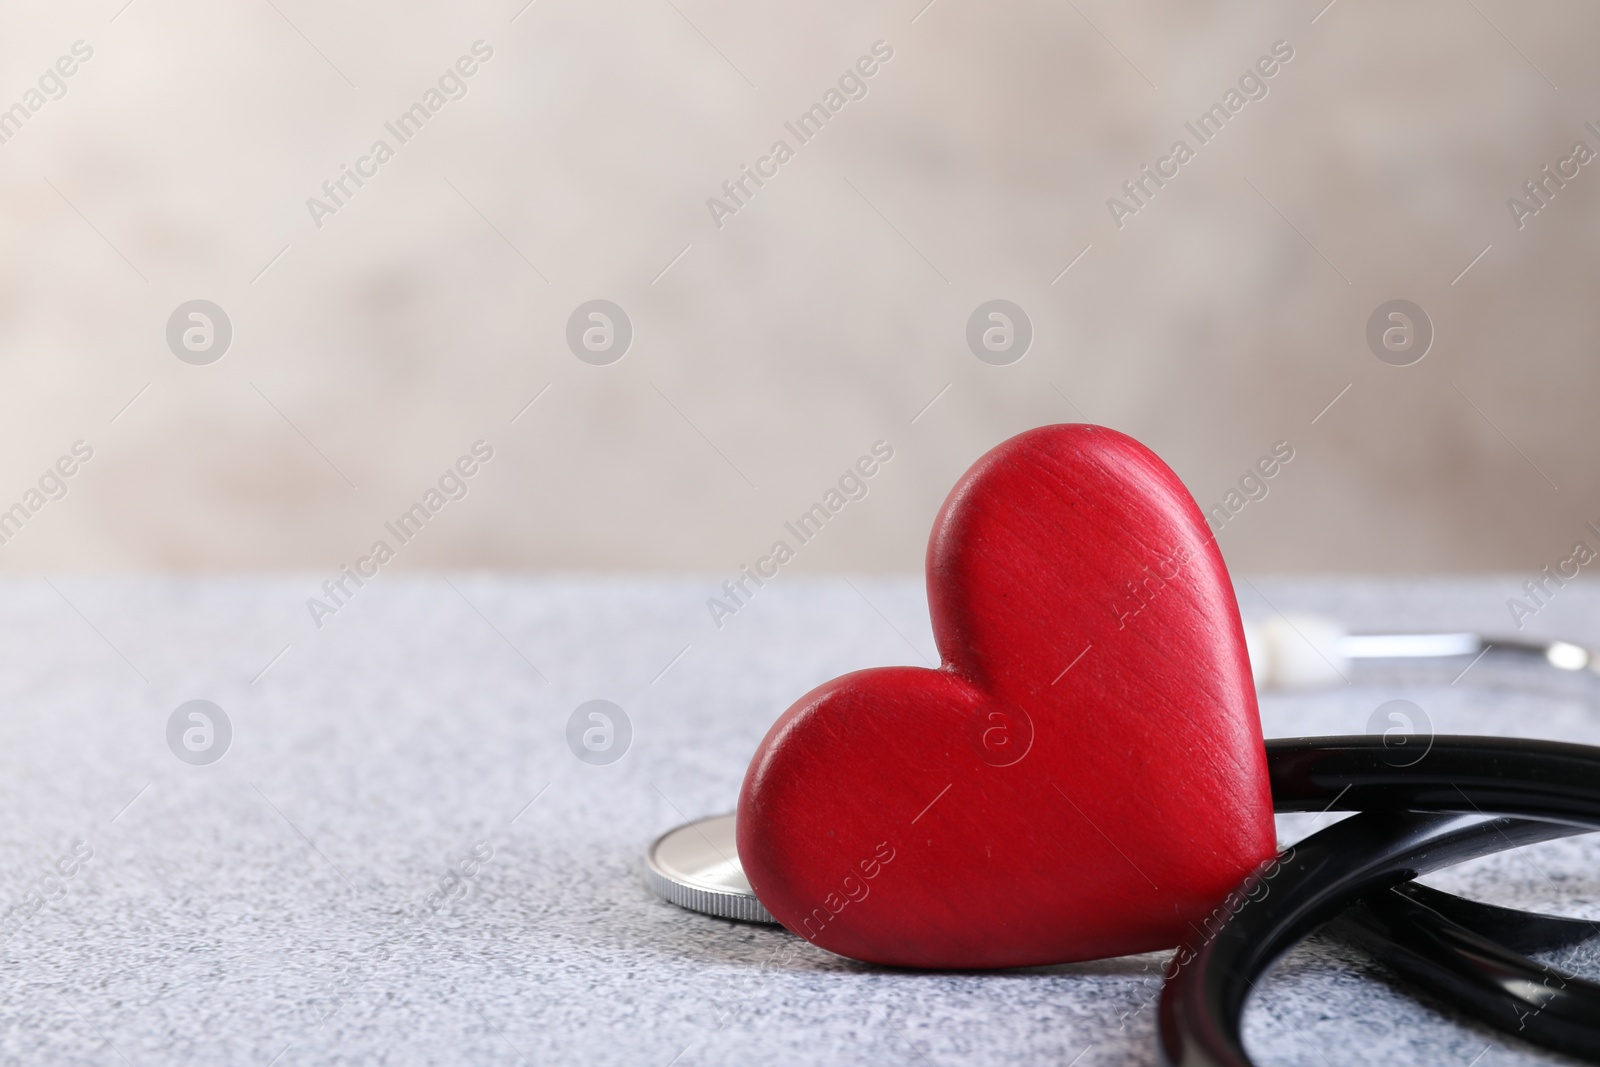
[645,623,1600,1067]
[1240,613,1599,688]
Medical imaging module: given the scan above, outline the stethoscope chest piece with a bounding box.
[645,813,775,925]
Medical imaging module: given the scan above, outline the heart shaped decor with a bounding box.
[736,424,1276,968]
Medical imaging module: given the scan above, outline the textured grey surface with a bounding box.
[1,575,1597,1066]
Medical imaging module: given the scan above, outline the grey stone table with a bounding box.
[1,576,1598,1066]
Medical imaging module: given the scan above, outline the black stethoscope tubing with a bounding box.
[1333,881,1600,1061]
[1159,736,1600,1067]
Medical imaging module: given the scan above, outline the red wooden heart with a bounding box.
[736,424,1276,968]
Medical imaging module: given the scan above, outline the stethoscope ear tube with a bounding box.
[1265,734,1600,823]
[1333,883,1600,1062]
[1159,736,1600,1067]
[1369,880,1600,956]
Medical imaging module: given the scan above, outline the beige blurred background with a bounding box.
[0,0,1596,575]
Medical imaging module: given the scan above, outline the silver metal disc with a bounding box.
[644,813,777,924]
